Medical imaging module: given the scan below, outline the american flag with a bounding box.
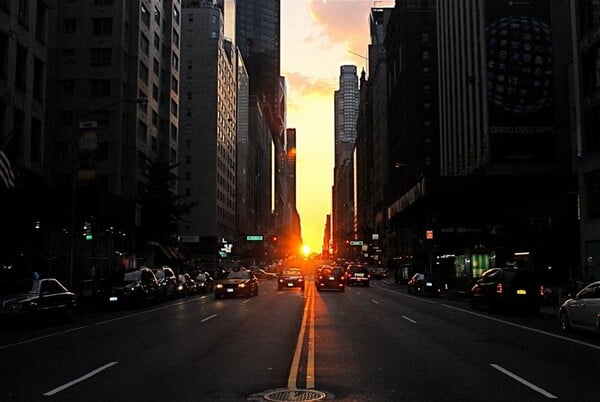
[0,149,15,188]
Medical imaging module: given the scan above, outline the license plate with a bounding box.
[329,276,335,280]
[516,289,527,295]
[226,288,234,293]
[426,282,433,287]
[109,296,118,302]
[356,273,364,277]
[288,283,294,287]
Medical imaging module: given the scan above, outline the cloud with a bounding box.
[285,71,337,98]
[306,0,395,54]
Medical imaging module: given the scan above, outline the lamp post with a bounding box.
[67,97,148,288]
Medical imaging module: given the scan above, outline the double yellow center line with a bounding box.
[287,283,316,390]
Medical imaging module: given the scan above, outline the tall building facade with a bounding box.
[333,65,359,256]
[572,1,600,281]
[0,0,50,271]
[180,2,237,245]
[434,0,577,284]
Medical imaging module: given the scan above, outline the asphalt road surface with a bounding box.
[1,261,598,401]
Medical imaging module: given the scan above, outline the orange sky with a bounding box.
[281,0,395,253]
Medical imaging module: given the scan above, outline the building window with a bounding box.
[0,32,7,78]
[141,33,149,56]
[185,139,191,148]
[170,148,177,163]
[35,0,48,42]
[91,48,112,66]
[173,6,180,25]
[152,110,158,127]
[171,99,178,118]
[18,0,29,28]
[152,84,159,100]
[172,53,179,70]
[90,79,111,96]
[173,29,179,48]
[93,18,112,35]
[185,171,191,180]
[154,6,161,25]
[33,58,44,100]
[185,156,191,165]
[62,49,77,65]
[185,188,191,197]
[153,58,160,75]
[139,61,149,83]
[138,120,147,143]
[15,46,27,91]
[65,18,77,33]
[171,76,178,93]
[62,80,75,95]
[141,3,150,27]
[170,123,178,141]
[151,136,157,152]
[154,32,160,51]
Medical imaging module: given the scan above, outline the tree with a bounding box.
[136,155,195,244]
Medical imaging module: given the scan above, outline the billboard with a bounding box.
[485,0,555,163]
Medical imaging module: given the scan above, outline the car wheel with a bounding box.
[559,311,571,332]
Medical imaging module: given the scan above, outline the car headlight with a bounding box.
[178,285,184,291]
[238,283,247,288]
[215,284,224,289]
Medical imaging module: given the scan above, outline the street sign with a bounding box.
[246,235,264,241]
[349,240,363,246]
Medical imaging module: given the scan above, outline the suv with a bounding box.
[470,267,542,313]
[107,267,159,307]
[153,266,178,300]
[345,264,370,287]
[407,273,442,296]
[277,267,305,291]
[316,266,345,292]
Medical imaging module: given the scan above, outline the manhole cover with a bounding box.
[263,389,327,401]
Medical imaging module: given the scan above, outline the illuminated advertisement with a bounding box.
[485,0,555,163]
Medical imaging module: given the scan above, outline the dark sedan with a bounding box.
[214,269,259,299]
[407,273,442,296]
[277,267,305,291]
[0,278,77,323]
[106,267,159,307]
[470,267,542,313]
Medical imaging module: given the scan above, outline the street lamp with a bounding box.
[68,97,148,288]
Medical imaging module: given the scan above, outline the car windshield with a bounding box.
[283,269,302,276]
[224,270,251,280]
[123,271,142,282]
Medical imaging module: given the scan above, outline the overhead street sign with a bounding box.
[246,235,264,241]
[349,240,363,246]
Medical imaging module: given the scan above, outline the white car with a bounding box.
[559,281,600,334]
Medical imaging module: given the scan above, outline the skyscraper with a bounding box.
[333,65,359,256]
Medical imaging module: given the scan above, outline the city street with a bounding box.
[1,264,598,401]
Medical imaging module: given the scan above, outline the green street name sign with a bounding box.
[246,235,264,241]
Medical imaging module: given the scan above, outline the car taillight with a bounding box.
[496,283,503,294]
[540,285,545,297]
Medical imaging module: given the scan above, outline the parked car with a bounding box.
[316,266,345,292]
[277,267,305,291]
[470,267,542,313]
[0,277,77,324]
[107,267,159,307]
[255,268,277,281]
[214,269,259,299]
[176,273,196,297]
[369,266,390,279]
[153,266,178,300]
[345,264,371,287]
[558,280,600,334]
[194,271,214,293]
[407,273,442,296]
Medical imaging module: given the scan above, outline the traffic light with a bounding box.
[83,221,93,240]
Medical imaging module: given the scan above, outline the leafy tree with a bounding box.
[136,155,195,244]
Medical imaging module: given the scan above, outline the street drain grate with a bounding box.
[263,389,327,401]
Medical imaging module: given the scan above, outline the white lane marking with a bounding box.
[491,363,557,399]
[378,286,438,304]
[201,314,217,323]
[371,299,380,305]
[402,315,417,324]
[442,304,600,351]
[43,361,118,396]
[94,298,200,326]
[0,326,89,351]
[242,299,251,304]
